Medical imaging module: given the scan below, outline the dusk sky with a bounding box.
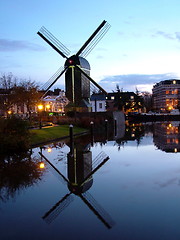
[1,0,180,93]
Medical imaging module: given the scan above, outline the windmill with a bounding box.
[37,20,110,111]
[39,137,115,228]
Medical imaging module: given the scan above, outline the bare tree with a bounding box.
[0,72,17,90]
[0,73,40,118]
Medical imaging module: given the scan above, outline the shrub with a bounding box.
[0,116,30,153]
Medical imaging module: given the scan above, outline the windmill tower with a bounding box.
[37,20,110,111]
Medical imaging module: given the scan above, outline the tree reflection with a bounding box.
[0,151,44,202]
[114,123,145,150]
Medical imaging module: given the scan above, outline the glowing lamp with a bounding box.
[38,104,43,110]
[46,104,50,109]
[69,59,73,64]
[39,162,45,169]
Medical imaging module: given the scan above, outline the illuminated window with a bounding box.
[166,90,169,94]
[173,80,176,84]
[111,96,114,100]
[130,96,134,100]
[176,139,179,144]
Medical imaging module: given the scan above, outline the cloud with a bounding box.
[155,177,178,188]
[152,30,180,42]
[0,39,45,52]
[99,73,179,92]
[155,31,174,40]
[175,32,180,41]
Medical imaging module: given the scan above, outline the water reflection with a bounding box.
[1,122,180,239]
[0,151,44,202]
[39,135,115,228]
[153,121,180,153]
[107,121,180,153]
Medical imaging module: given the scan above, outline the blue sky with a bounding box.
[1,0,180,93]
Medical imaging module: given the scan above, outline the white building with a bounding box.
[90,93,106,112]
[42,91,69,113]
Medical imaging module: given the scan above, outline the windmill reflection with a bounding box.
[39,136,114,229]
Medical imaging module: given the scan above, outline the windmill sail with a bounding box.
[79,151,109,186]
[39,152,69,184]
[37,26,70,58]
[79,22,111,58]
[42,193,74,224]
[40,66,68,98]
[76,20,110,57]
[80,192,115,229]
[76,65,107,94]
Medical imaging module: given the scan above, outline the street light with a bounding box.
[45,104,50,111]
[38,104,43,129]
[7,110,12,118]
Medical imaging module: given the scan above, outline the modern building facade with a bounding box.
[152,79,180,112]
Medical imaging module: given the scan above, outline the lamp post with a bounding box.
[38,104,43,129]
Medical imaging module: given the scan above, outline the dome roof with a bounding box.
[64,55,90,70]
[79,56,91,70]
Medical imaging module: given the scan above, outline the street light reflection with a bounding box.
[47,147,52,153]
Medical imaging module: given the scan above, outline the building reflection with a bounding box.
[111,123,145,149]
[153,121,180,153]
[40,135,115,229]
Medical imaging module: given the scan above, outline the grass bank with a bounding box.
[30,125,88,146]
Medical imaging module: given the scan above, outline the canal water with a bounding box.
[1,122,180,240]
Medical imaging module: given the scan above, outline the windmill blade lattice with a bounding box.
[37,26,71,58]
[80,151,109,186]
[42,193,74,224]
[80,192,115,229]
[76,20,110,58]
[79,22,111,58]
[40,66,68,98]
[39,152,69,185]
[92,151,109,171]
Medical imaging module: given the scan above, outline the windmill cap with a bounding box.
[65,55,91,70]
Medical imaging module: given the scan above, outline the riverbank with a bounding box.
[128,113,180,122]
[30,125,88,147]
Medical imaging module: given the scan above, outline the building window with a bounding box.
[111,96,114,100]
[99,103,102,109]
[173,80,176,84]
[166,90,169,94]
[130,96,134,100]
